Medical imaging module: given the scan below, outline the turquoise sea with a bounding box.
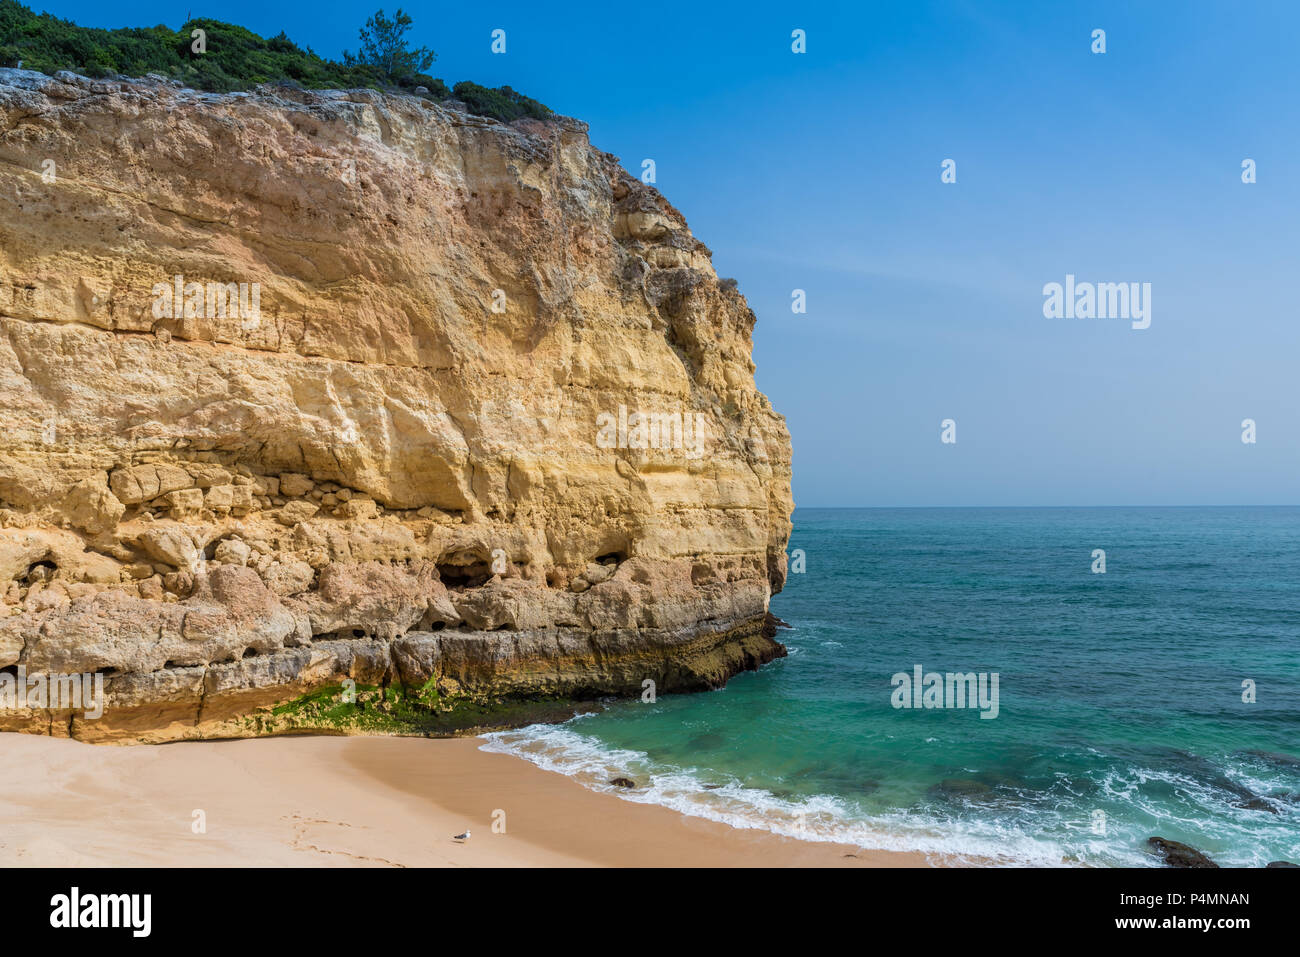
[482,508,1300,866]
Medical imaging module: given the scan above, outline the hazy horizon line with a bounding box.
[794,503,1300,510]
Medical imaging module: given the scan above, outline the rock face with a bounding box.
[0,70,793,742]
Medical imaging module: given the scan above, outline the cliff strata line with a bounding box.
[0,69,793,742]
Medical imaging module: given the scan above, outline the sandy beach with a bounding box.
[0,732,934,867]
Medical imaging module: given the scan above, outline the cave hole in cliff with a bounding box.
[23,560,57,584]
[594,551,626,566]
[437,566,491,589]
[435,550,494,590]
[242,648,258,659]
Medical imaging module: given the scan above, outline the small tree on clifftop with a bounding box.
[344,8,434,84]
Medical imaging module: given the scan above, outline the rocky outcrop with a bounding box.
[0,70,793,742]
[1146,837,1219,868]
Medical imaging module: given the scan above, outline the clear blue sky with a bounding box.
[30,1,1300,506]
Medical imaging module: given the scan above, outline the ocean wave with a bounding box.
[479,719,1300,867]
[479,722,1075,866]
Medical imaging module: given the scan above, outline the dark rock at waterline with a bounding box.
[1147,837,1219,868]
[761,612,791,638]
[609,777,636,789]
[1266,860,1299,868]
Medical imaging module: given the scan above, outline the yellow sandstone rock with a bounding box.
[0,71,792,742]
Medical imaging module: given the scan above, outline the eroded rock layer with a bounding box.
[0,69,793,742]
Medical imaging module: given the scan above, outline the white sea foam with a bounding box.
[479,722,1074,866]
[480,715,1300,868]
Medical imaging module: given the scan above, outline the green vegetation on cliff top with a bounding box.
[0,0,552,122]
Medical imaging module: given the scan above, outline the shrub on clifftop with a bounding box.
[0,0,549,122]
[450,81,552,123]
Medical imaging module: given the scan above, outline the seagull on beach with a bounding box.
[453,830,470,842]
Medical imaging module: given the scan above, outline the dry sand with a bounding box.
[0,732,936,867]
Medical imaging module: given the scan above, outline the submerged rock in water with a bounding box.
[1155,748,1280,813]
[1266,860,1299,868]
[1146,837,1219,868]
[1234,796,1279,814]
[1241,749,1300,770]
[928,779,996,803]
[609,777,637,789]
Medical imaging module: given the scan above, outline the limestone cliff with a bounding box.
[0,69,793,742]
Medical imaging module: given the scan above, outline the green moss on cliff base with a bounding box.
[234,682,591,737]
